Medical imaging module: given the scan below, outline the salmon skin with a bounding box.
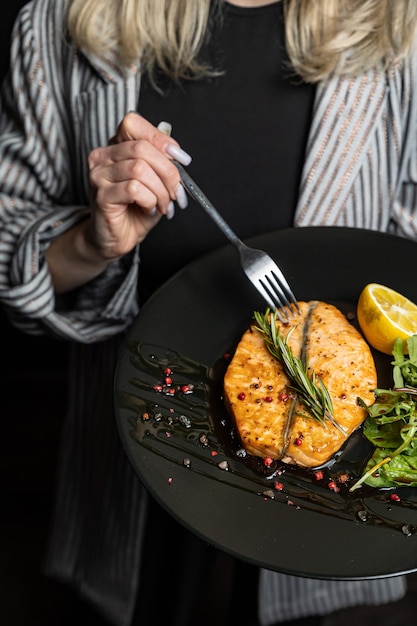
[223,301,377,468]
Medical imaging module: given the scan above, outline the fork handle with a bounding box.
[174,161,244,250]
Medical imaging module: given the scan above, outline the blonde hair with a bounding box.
[67,0,417,82]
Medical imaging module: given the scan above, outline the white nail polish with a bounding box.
[149,206,157,216]
[157,121,172,136]
[176,184,188,209]
[165,144,192,166]
[166,201,175,220]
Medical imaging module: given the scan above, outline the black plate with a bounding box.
[114,226,417,580]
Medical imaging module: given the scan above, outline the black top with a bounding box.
[137,1,315,302]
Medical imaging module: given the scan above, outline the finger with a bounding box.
[89,139,171,169]
[89,143,187,209]
[157,121,172,136]
[113,112,192,165]
[91,158,174,215]
[96,179,162,216]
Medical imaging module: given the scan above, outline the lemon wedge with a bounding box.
[357,283,417,354]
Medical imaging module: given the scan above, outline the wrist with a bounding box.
[46,218,116,293]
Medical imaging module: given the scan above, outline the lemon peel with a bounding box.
[357,283,417,355]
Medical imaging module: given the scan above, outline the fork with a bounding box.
[174,161,300,321]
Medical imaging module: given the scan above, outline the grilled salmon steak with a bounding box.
[223,301,377,467]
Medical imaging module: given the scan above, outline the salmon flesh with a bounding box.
[223,301,377,467]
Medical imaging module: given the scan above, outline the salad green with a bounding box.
[350,335,417,491]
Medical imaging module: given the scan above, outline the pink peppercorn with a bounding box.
[263,456,274,467]
[294,437,303,446]
[390,493,401,502]
[314,470,324,481]
[238,392,246,401]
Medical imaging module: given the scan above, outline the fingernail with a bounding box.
[165,143,192,166]
[149,206,157,216]
[157,121,172,136]
[176,184,188,209]
[166,201,175,220]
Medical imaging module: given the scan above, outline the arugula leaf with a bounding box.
[350,334,417,491]
[392,335,417,388]
[362,415,403,449]
[361,448,417,488]
[361,389,417,424]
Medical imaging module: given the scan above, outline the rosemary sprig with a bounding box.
[253,309,345,434]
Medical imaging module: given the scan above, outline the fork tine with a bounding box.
[259,276,299,323]
[265,274,295,311]
[268,266,300,314]
[249,271,293,322]
[253,278,289,322]
[243,251,300,319]
[258,256,300,316]
[259,276,292,317]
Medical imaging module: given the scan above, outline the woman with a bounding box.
[1,0,417,624]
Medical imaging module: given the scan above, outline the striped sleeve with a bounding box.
[295,57,417,240]
[258,570,406,624]
[0,0,139,343]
